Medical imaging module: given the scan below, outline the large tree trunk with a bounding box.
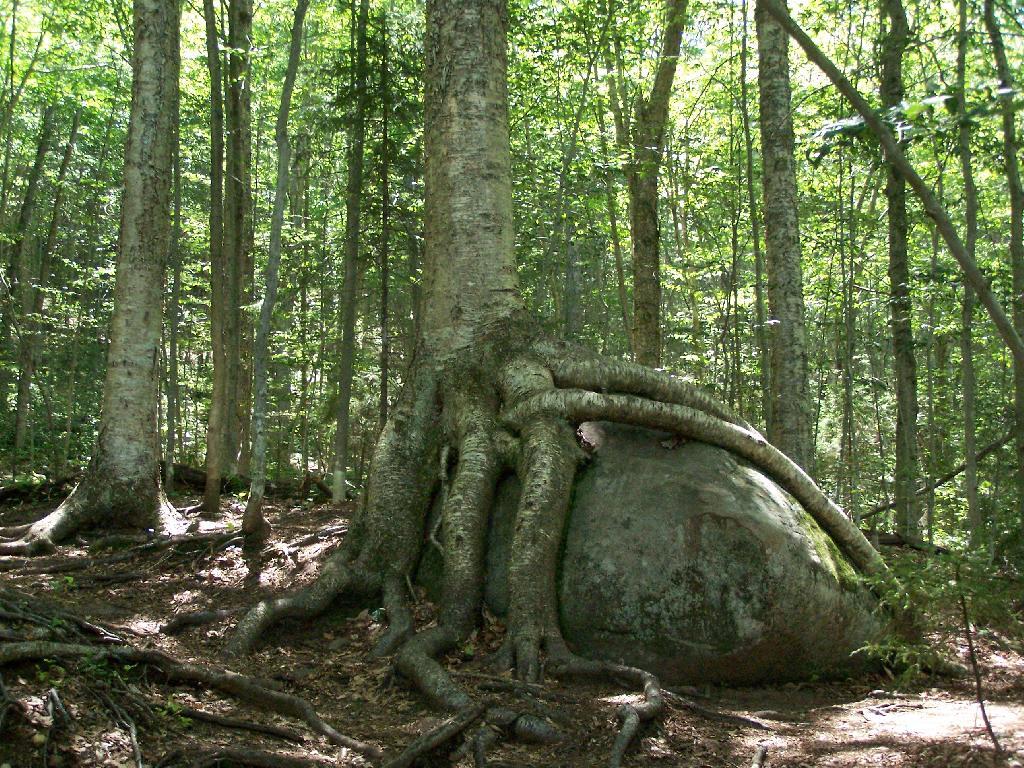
[982,0,1024,529]
[1,0,179,554]
[880,0,919,540]
[755,0,812,471]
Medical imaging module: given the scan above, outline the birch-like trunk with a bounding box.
[755,0,812,471]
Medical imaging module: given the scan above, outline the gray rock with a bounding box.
[422,422,882,685]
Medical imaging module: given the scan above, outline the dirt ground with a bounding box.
[1,494,1021,768]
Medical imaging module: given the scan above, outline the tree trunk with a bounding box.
[755,0,812,471]
[956,0,980,547]
[165,121,182,489]
[622,0,688,368]
[982,0,1024,529]
[379,8,391,430]
[244,0,310,536]
[0,0,179,554]
[202,0,228,513]
[740,0,769,429]
[759,0,1024,368]
[2,104,55,427]
[13,107,75,473]
[879,0,919,539]
[330,0,370,500]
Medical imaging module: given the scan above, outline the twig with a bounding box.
[955,562,1004,755]
[751,744,768,767]
[161,609,239,635]
[383,702,487,768]
[177,706,305,743]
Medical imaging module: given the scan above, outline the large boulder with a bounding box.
[423,422,882,685]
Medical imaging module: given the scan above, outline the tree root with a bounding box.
[383,702,487,768]
[0,641,382,761]
[220,340,886,763]
[548,657,663,768]
[156,746,337,768]
[176,705,306,743]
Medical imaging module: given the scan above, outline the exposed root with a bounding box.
[0,641,382,761]
[504,387,885,575]
[0,481,182,557]
[372,573,414,657]
[548,656,664,768]
[224,558,363,657]
[383,702,487,768]
[156,746,337,768]
[175,705,305,743]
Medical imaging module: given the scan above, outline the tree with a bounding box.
[329,0,370,502]
[879,0,919,539]
[225,0,883,730]
[244,0,312,536]
[755,0,811,470]
[0,0,179,554]
[609,0,688,368]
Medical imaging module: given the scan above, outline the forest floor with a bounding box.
[0,493,1021,768]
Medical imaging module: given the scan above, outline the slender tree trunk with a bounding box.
[202,0,228,513]
[330,0,370,500]
[13,107,73,471]
[379,8,391,430]
[623,0,687,368]
[2,104,55,425]
[983,0,1024,527]
[244,0,311,534]
[879,0,919,538]
[740,0,769,428]
[596,104,632,354]
[957,0,980,546]
[222,0,253,477]
[164,118,182,489]
[755,0,812,470]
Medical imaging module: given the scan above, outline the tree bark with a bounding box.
[879,0,919,538]
[755,0,812,471]
[165,120,182,489]
[982,0,1024,529]
[379,8,391,430]
[0,0,180,554]
[244,0,311,535]
[621,0,688,368]
[202,0,228,513]
[330,0,370,501]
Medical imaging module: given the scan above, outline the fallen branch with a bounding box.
[161,608,239,635]
[751,744,768,768]
[955,563,1004,756]
[861,433,1011,519]
[0,641,382,761]
[383,702,487,768]
[178,706,305,743]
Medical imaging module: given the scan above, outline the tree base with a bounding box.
[222,329,888,759]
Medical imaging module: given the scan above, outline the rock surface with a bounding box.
[425,422,882,685]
